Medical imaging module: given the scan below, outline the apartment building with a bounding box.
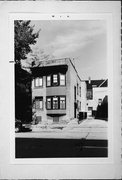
[31,58,82,124]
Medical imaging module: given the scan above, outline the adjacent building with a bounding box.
[85,78,108,118]
[31,58,82,124]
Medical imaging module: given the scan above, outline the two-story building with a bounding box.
[31,58,82,124]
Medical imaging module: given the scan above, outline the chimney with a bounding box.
[88,77,91,84]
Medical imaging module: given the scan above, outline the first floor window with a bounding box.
[47,98,51,109]
[80,102,81,110]
[60,97,66,109]
[35,97,43,109]
[46,96,66,110]
[53,97,58,109]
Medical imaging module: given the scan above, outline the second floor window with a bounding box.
[46,73,66,87]
[53,74,58,85]
[60,74,65,86]
[35,77,43,87]
[87,90,93,100]
[47,76,51,87]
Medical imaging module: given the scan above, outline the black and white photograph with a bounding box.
[14,18,109,158]
[0,1,121,179]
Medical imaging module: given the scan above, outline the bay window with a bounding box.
[46,96,66,110]
[47,97,51,109]
[60,74,65,86]
[47,76,51,86]
[60,97,66,109]
[53,97,58,109]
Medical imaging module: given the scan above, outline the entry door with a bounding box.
[53,117,59,123]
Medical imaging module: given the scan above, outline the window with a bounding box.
[46,73,66,87]
[77,83,79,95]
[47,98,51,109]
[77,100,79,110]
[60,74,66,86]
[47,76,51,86]
[35,77,43,87]
[53,74,58,85]
[53,97,58,109]
[87,90,93,99]
[46,96,66,110]
[60,97,66,109]
[79,87,81,97]
[35,97,43,109]
[80,102,81,110]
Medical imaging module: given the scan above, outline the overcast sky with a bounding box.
[30,20,107,80]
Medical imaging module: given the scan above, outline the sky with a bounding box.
[30,20,107,80]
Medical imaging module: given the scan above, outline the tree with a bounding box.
[14,20,40,65]
[23,47,55,68]
[14,20,40,123]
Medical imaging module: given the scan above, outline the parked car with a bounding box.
[15,119,32,133]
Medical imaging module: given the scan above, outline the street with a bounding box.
[15,119,108,158]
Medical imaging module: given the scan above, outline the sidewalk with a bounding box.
[16,119,107,140]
